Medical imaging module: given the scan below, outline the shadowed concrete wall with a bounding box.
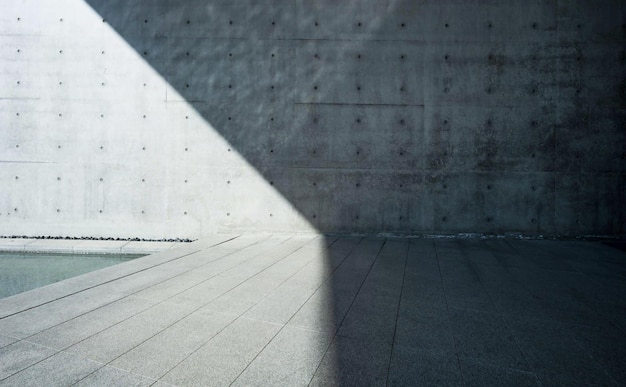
[1,0,624,239]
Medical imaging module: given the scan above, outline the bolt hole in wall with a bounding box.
[1,0,624,240]
[0,252,144,299]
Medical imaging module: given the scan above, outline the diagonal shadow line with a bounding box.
[81,1,417,385]
[85,0,424,236]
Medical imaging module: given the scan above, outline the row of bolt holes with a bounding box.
[27,18,625,37]
[14,80,153,87]
[0,208,562,224]
[12,48,591,65]
[11,114,545,133]
[5,207,192,216]
[11,116,545,129]
[5,208,275,218]
[11,79,547,96]
[17,16,573,31]
[13,175,540,195]
[12,49,600,70]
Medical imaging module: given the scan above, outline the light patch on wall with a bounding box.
[0,0,316,238]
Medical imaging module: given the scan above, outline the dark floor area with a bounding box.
[0,235,624,386]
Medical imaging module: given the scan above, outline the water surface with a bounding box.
[0,252,143,299]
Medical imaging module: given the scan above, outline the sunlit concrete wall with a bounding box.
[1,0,624,239]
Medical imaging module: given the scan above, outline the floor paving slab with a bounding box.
[160,317,282,387]
[503,314,621,386]
[0,340,57,381]
[0,334,17,349]
[0,287,127,339]
[0,350,101,387]
[0,236,624,385]
[388,345,462,387]
[27,296,158,350]
[110,308,236,379]
[448,307,530,371]
[120,241,178,254]
[66,301,197,364]
[0,281,76,319]
[231,326,334,386]
[458,360,542,387]
[73,365,156,387]
[310,335,392,387]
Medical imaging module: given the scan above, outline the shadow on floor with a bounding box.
[0,236,625,385]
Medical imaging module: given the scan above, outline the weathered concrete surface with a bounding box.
[1,235,625,385]
[1,0,624,238]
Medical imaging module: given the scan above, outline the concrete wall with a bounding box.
[1,0,624,239]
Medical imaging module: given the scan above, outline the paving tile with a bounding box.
[66,301,196,364]
[510,241,581,272]
[0,287,127,338]
[394,304,455,356]
[167,237,312,307]
[455,240,505,267]
[102,264,193,295]
[151,381,178,387]
[478,240,537,270]
[504,315,617,386]
[336,239,407,344]
[570,275,626,306]
[28,296,157,349]
[0,350,100,387]
[592,301,626,332]
[240,239,354,326]
[287,239,384,334]
[323,237,361,268]
[186,234,239,249]
[388,345,462,387]
[406,239,438,272]
[59,260,155,289]
[435,242,498,312]
[0,341,57,380]
[442,277,496,312]
[286,287,341,334]
[131,237,290,303]
[448,307,530,371]
[400,276,447,307]
[73,365,155,386]
[202,292,260,317]
[231,326,334,386]
[564,323,626,385]
[309,335,391,387]
[0,334,17,349]
[0,236,624,385]
[243,287,312,325]
[161,317,282,387]
[337,297,399,345]
[110,308,236,379]
[0,281,77,319]
[459,359,541,387]
[120,241,177,254]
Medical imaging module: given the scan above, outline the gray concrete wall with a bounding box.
[1,0,624,239]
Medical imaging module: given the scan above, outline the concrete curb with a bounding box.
[0,238,184,255]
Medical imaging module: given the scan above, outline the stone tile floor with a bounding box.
[0,235,624,386]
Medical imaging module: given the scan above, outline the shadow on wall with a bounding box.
[84,0,433,235]
[80,2,435,383]
[39,0,624,384]
[84,0,626,237]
